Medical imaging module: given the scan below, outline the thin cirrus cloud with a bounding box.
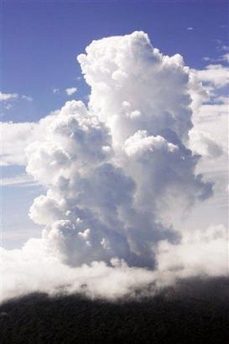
[0,92,33,102]
[0,32,228,303]
[53,88,60,94]
[0,174,37,187]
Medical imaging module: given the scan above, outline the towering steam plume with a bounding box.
[1,32,226,302]
[26,32,211,267]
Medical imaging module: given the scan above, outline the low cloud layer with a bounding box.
[0,32,227,302]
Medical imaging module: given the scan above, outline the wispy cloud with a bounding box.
[203,52,229,63]
[53,88,60,94]
[0,92,18,101]
[21,95,33,102]
[0,174,38,187]
[65,87,77,96]
[0,92,33,103]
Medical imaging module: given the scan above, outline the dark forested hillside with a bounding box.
[0,277,229,344]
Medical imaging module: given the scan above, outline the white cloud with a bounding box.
[20,32,212,270]
[78,31,193,144]
[53,88,60,94]
[189,130,223,159]
[202,56,211,62]
[0,92,33,103]
[196,64,229,88]
[65,87,77,96]
[0,122,40,166]
[188,59,228,176]
[1,31,227,303]
[222,53,229,62]
[0,223,227,303]
[221,45,229,52]
[189,72,228,165]
[185,62,228,240]
[0,92,18,101]
[203,53,229,63]
[0,240,158,302]
[0,174,37,187]
[21,95,33,102]
[157,224,228,278]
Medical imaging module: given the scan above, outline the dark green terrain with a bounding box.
[0,277,229,344]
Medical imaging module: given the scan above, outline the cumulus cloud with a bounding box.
[192,97,228,148]
[1,223,227,303]
[189,130,223,158]
[188,67,228,181]
[0,92,18,101]
[1,31,226,303]
[78,31,193,144]
[196,64,229,88]
[0,122,40,166]
[187,60,227,178]
[157,224,228,278]
[0,240,157,302]
[65,87,77,96]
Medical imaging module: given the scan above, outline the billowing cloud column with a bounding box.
[25,32,212,268]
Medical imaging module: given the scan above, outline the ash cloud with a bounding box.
[0,32,227,303]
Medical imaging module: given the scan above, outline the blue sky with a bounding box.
[1,0,228,121]
[0,0,228,250]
